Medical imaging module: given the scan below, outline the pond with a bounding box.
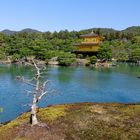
[0,63,140,123]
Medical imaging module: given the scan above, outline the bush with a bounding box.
[58,52,76,66]
[130,48,140,62]
[97,42,112,60]
[0,53,6,60]
[44,51,56,61]
[90,56,97,64]
[77,54,83,59]
[12,53,21,62]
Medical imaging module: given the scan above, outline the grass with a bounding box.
[38,105,67,123]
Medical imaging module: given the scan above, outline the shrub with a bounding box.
[58,52,76,66]
[90,56,97,64]
[12,53,21,62]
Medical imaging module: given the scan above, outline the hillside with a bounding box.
[1,26,140,36]
[1,28,41,35]
[81,27,117,34]
[1,103,140,140]
[122,26,140,35]
[1,29,17,35]
[20,28,41,33]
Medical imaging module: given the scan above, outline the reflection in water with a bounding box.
[0,64,140,123]
[56,67,76,83]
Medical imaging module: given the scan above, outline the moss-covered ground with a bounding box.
[1,103,140,140]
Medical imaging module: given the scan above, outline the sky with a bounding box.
[0,0,140,32]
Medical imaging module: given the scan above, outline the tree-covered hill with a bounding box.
[20,28,42,33]
[1,28,41,35]
[122,26,140,35]
[81,28,117,35]
[0,26,140,65]
[1,29,17,35]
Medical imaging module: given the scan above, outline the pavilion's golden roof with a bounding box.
[80,32,98,38]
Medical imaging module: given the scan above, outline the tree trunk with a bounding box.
[30,93,38,125]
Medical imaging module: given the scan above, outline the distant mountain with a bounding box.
[88,28,117,33]
[1,28,42,35]
[83,26,140,34]
[81,26,140,38]
[79,28,118,36]
[1,26,140,36]
[122,26,140,35]
[1,29,16,35]
[20,28,42,33]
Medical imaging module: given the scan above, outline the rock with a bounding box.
[74,59,89,66]
[0,60,11,64]
[48,57,59,65]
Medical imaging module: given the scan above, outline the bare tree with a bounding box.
[17,60,52,126]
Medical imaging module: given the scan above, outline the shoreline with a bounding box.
[0,59,139,67]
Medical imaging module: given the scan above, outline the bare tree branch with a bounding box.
[38,91,48,101]
[16,76,36,87]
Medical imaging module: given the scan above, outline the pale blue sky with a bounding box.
[0,0,140,31]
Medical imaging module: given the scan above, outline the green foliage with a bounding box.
[123,26,140,37]
[90,56,97,64]
[132,36,140,44]
[77,54,83,59]
[0,51,6,60]
[44,51,57,61]
[19,47,32,57]
[130,48,140,62]
[97,42,112,60]
[117,52,129,62]
[12,53,21,62]
[58,52,76,66]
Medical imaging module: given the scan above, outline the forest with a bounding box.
[0,26,140,65]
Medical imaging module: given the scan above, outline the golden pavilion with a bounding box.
[75,31,103,54]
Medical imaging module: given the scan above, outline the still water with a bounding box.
[0,64,140,123]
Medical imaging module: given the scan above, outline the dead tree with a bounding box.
[17,60,52,126]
